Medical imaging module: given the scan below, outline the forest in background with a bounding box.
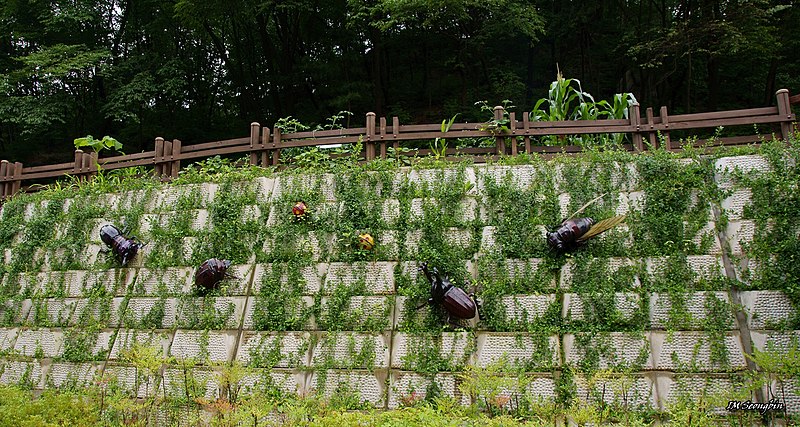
[0,0,798,164]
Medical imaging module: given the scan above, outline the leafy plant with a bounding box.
[431,114,458,159]
[73,135,122,153]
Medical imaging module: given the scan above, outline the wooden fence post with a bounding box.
[659,106,672,150]
[509,112,518,155]
[645,107,657,149]
[11,162,21,196]
[776,89,794,142]
[0,160,7,199]
[154,137,165,178]
[629,103,643,152]
[162,139,173,181]
[272,127,281,166]
[73,150,85,181]
[392,117,400,155]
[522,112,531,153]
[249,122,260,166]
[379,117,387,159]
[366,112,376,161]
[171,139,182,179]
[494,106,506,155]
[262,127,271,167]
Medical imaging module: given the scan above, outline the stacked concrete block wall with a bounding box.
[0,153,796,416]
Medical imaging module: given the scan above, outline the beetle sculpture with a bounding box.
[99,224,145,266]
[546,194,626,253]
[292,201,308,221]
[419,262,478,324]
[194,258,236,294]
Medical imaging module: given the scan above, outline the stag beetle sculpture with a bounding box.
[194,258,237,294]
[419,262,478,324]
[100,224,145,266]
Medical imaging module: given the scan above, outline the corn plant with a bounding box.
[431,114,458,159]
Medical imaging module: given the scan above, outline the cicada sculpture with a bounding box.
[547,194,626,253]
[100,224,146,266]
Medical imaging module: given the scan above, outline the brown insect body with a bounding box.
[546,217,595,252]
[195,258,233,294]
[420,262,478,323]
[99,224,144,266]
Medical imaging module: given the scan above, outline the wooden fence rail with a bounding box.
[0,89,797,201]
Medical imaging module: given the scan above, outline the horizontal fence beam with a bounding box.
[0,89,796,201]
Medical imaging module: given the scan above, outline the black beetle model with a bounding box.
[99,224,145,266]
[194,258,236,294]
[547,215,626,253]
[419,262,478,324]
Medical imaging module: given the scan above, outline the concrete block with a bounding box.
[242,295,315,330]
[560,258,639,290]
[378,230,400,260]
[132,267,194,296]
[651,331,746,371]
[0,360,43,388]
[563,333,652,370]
[105,365,162,398]
[253,177,275,201]
[140,209,209,234]
[563,292,642,321]
[478,165,543,192]
[273,173,337,201]
[741,291,797,330]
[170,330,238,364]
[769,378,800,414]
[725,220,756,256]
[392,332,473,370]
[475,333,560,371]
[714,155,770,190]
[324,262,396,295]
[109,329,173,361]
[121,298,178,329]
[443,228,473,250]
[71,297,125,326]
[239,368,306,397]
[573,373,655,408]
[45,362,100,389]
[26,298,77,327]
[694,221,721,255]
[499,294,557,324]
[721,188,752,221]
[410,197,478,224]
[656,373,748,411]
[650,292,734,330]
[381,199,400,225]
[387,372,463,408]
[479,226,498,253]
[0,298,31,325]
[252,263,324,295]
[264,231,334,262]
[750,330,800,360]
[317,296,393,331]
[174,296,246,330]
[409,168,476,195]
[645,255,726,284]
[0,328,19,351]
[308,369,387,408]
[311,332,390,369]
[163,367,217,400]
[14,328,64,358]
[480,258,552,283]
[237,331,310,368]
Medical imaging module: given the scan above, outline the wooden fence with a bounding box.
[0,89,797,201]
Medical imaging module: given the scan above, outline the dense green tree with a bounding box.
[0,0,796,163]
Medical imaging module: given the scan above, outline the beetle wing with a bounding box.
[576,215,626,242]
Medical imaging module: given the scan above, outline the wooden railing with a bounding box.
[0,89,796,201]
